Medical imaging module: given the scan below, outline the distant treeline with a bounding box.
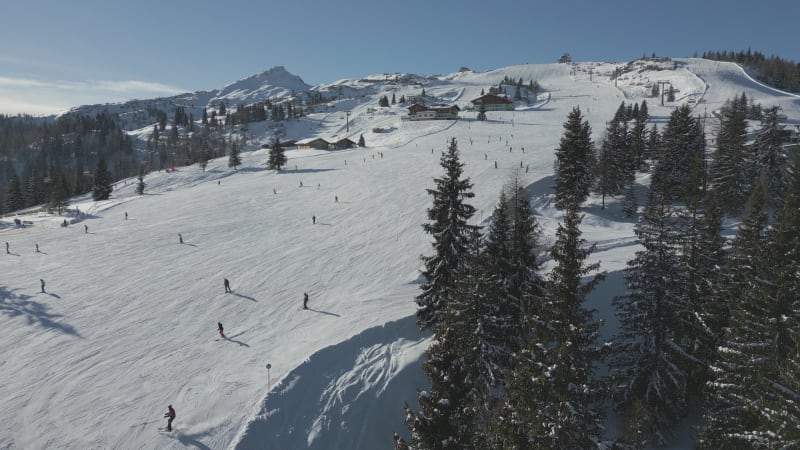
[701,49,800,94]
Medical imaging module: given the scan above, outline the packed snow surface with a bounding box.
[1,58,798,449]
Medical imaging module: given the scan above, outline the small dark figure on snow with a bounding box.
[312,216,316,225]
[218,322,225,338]
[334,195,338,203]
[164,405,176,431]
[40,278,45,293]
[224,278,231,293]
[178,233,183,244]
[303,292,309,309]
[125,212,128,220]
[84,224,88,234]
[5,242,8,254]
[35,243,40,253]
[62,219,67,227]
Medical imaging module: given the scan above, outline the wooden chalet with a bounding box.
[405,104,460,121]
[470,93,514,111]
[296,137,330,150]
[331,137,356,150]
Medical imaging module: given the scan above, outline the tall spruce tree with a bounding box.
[709,95,749,216]
[92,154,113,201]
[699,156,800,448]
[228,140,242,169]
[554,107,595,210]
[611,183,704,447]
[752,106,789,208]
[267,139,287,170]
[652,104,704,202]
[497,205,606,448]
[415,138,478,331]
[4,173,24,212]
[136,173,146,195]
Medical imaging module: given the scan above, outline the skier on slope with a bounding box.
[218,322,225,338]
[163,405,176,431]
[303,292,309,310]
[224,278,231,293]
[178,233,183,244]
[40,278,46,293]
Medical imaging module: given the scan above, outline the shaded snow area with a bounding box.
[2,59,798,449]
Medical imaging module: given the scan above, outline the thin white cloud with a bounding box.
[0,76,187,115]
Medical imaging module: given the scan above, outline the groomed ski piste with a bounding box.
[2,58,799,449]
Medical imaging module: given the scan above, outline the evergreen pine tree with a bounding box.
[709,96,749,216]
[611,183,704,447]
[267,139,287,170]
[92,154,113,201]
[4,173,24,212]
[228,140,242,169]
[554,107,595,210]
[415,138,478,330]
[667,85,676,102]
[136,172,146,195]
[499,205,606,448]
[652,104,704,202]
[358,134,365,147]
[752,106,789,208]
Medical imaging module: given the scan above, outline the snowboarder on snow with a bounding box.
[303,292,309,310]
[178,233,183,244]
[164,405,176,431]
[218,322,225,338]
[224,278,231,293]
[40,278,45,293]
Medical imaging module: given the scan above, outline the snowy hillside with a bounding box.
[2,58,799,449]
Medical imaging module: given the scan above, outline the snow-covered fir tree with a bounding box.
[554,107,595,210]
[752,106,790,208]
[497,205,606,449]
[415,138,478,331]
[92,153,113,201]
[698,155,800,448]
[652,104,704,203]
[709,95,750,216]
[228,140,242,169]
[611,182,706,447]
[267,139,287,170]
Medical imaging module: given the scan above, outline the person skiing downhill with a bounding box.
[178,233,183,244]
[218,322,225,338]
[40,278,46,293]
[303,292,309,309]
[224,278,231,293]
[164,405,176,431]
[5,242,8,254]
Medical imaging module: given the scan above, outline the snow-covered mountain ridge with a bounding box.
[2,58,799,450]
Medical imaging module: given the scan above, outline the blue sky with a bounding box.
[1,0,797,115]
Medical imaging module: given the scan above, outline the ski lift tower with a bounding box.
[657,80,670,106]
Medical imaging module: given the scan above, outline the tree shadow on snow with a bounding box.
[0,285,80,337]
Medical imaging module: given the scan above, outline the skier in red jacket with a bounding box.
[164,405,176,431]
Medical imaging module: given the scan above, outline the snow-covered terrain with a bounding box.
[2,58,798,449]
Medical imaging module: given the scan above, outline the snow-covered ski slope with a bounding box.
[1,59,798,450]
